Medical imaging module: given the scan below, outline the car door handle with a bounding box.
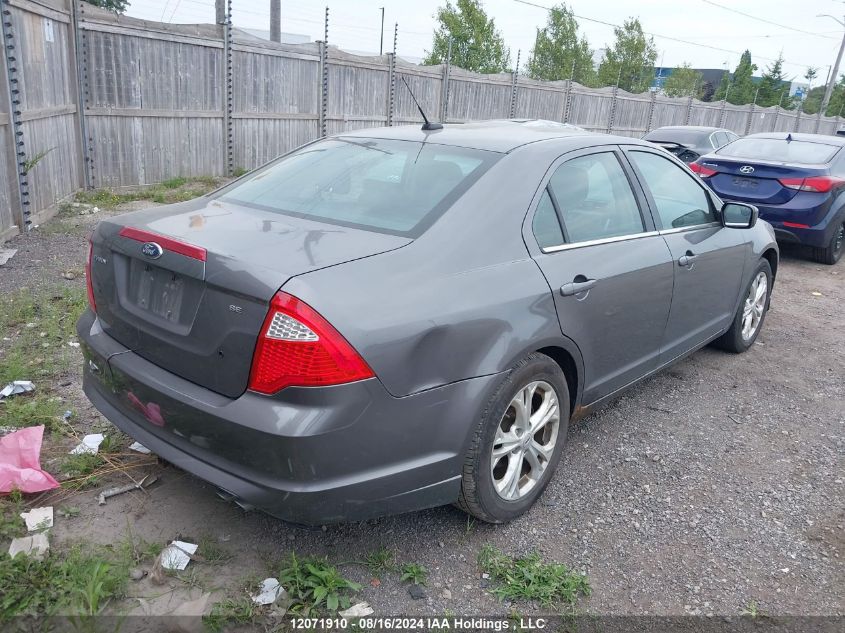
[678,252,698,267]
[560,278,597,296]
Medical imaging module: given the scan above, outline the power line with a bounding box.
[698,0,838,40]
[512,0,824,69]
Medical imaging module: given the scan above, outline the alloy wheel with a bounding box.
[741,271,768,341]
[491,381,560,501]
[833,223,845,259]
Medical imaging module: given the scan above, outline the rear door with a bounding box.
[527,148,674,404]
[624,148,747,364]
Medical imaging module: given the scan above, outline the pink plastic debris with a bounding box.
[0,425,60,494]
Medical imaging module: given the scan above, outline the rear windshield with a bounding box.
[643,130,708,145]
[716,138,840,164]
[219,137,499,237]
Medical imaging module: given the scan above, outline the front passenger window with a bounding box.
[629,150,716,229]
[547,152,644,243]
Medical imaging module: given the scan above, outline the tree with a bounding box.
[83,0,129,13]
[756,54,788,108]
[526,3,595,85]
[662,63,704,98]
[714,50,757,105]
[423,0,511,74]
[596,18,657,93]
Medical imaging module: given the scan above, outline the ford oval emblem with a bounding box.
[739,165,755,174]
[141,242,163,259]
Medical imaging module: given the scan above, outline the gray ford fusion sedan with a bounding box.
[78,120,778,525]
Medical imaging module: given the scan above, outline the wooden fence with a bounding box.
[0,0,843,240]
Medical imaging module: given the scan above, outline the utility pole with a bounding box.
[379,7,385,55]
[818,13,845,117]
[270,0,281,42]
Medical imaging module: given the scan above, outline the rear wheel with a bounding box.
[457,353,569,523]
[812,221,844,265]
[713,259,772,353]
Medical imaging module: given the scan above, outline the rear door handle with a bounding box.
[678,253,698,267]
[560,278,597,296]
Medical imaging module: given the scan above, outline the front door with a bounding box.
[624,148,747,364]
[529,148,675,404]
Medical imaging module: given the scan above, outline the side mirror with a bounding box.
[722,202,758,229]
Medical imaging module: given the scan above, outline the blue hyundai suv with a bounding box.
[691,132,845,264]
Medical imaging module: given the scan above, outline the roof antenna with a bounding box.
[786,133,793,142]
[401,76,443,131]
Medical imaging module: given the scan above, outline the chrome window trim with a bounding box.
[658,221,722,235]
[709,132,720,149]
[541,230,660,254]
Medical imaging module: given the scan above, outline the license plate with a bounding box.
[132,262,185,322]
[732,176,758,189]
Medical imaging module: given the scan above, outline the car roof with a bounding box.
[337,119,652,153]
[744,132,845,146]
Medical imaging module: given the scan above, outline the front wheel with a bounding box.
[813,221,844,265]
[456,353,569,523]
[713,259,772,353]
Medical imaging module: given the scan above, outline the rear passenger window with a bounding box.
[629,150,716,229]
[547,152,644,243]
[532,189,564,249]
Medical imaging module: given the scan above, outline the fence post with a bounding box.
[0,0,29,230]
[645,90,656,132]
[509,49,520,119]
[439,37,451,123]
[561,60,575,123]
[719,98,727,128]
[318,8,329,137]
[794,106,802,132]
[70,1,92,190]
[685,95,693,125]
[744,103,754,135]
[386,23,396,126]
[222,0,233,176]
[814,109,823,134]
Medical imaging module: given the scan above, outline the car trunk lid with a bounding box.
[699,157,829,205]
[89,197,410,398]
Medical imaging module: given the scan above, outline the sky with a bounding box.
[126,0,845,84]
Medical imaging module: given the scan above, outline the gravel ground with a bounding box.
[1,202,842,619]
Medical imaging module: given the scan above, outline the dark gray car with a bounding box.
[78,121,778,525]
[643,125,740,163]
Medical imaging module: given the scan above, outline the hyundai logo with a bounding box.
[739,165,755,174]
[141,242,163,259]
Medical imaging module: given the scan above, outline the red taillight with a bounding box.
[85,237,96,313]
[782,221,810,229]
[689,162,716,178]
[248,292,374,394]
[119,226,207,261]
[778,176,845,193]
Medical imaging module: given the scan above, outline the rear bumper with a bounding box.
[77,310,498,524]
[754,203,841,248]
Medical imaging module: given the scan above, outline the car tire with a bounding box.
[456,353,570,523]
[713,259,772,353]
[812,221,844,265]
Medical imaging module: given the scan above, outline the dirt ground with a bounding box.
[0,196,842,622]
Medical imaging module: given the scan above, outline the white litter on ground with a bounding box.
[0,248,16,266]
[251,577,284,605]
[69,433,104,455]
[20,506,53,531]
[160,540,198,570]
[0,380,35,399]
[8,533,50,560]
[339,602,375,618]
[129,441,151,454]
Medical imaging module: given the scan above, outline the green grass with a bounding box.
[278,553,361,615]
[196,534,232,565]
[205,596,257,632]
[400,562,428,586]
[74,176,223,210]
[0,395,63,431]
[0,544,133,619]
[477,545,590,609]
[363,548,396,577]
[0,500,25,541]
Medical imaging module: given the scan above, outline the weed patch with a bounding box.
[477,545,589,609]
[400,562,428,586]
[74,176,223,210]
[278,553,360,614]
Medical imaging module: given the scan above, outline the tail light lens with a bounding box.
[778,176,844,193]
[689,162,716,178]
[85,237,96,313]
[248,292,374,394]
